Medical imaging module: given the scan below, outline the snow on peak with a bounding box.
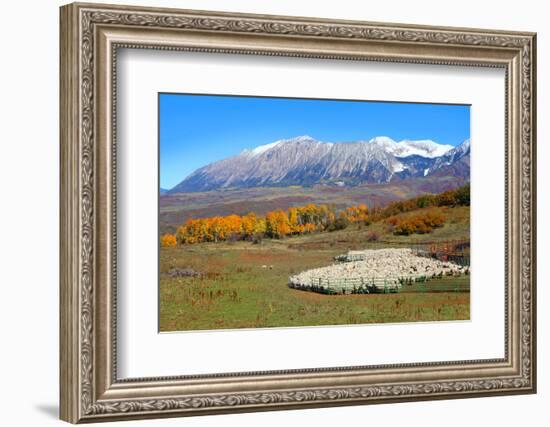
[392,139,453,158]
[242,135,456,160]
[289,135,316,142]
[370,136,396,144]
[242,136,321,157]
[392,161,406,173]
[459,139,470,150]
[369,136,397,148]
[276,135,326,146]
[369,136,452,158]
[398,140,454,158]
[246,140,282,156]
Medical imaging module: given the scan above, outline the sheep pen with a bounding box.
[288,248,469,295]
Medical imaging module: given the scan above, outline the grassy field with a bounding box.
[159,206,470,332]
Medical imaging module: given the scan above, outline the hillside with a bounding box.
[160,176,467,234]
[285,205,470,251]
[162,184,469,248]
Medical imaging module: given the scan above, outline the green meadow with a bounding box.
[159,206,470,332]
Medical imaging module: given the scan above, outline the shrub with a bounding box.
[365,230,381,242]
[455,183,470,206]
[160,233,177,247]
[380,183,470,219]
[385,216,399,227]
[390,209,447,236]
[330,214,350,231]
[393,220,416,235]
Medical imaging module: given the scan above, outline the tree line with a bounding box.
[369,183,470,221]
[165,203,369,245]
[160,184,470,246]
[373,183,469,236]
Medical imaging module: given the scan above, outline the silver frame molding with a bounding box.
[60,2,536,423]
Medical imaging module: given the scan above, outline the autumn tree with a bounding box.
[208,216,226,242]
[160,233,177,247]
[266,210,291,238]
[241,212,258,239]
[224,214,243,241]
[345,204,369,224]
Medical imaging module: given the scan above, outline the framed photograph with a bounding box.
[60,2,537,423]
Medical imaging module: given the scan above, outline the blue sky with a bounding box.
[159,93,470,189]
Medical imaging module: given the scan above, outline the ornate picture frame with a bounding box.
[60,2,536,423]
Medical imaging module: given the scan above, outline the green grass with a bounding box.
[160,211,470,332]
[399,274,470,293]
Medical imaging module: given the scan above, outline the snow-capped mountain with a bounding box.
[369,136,453,158]
[168,136,469,193]
[426,139,470,178]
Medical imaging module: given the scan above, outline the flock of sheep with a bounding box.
[288,248,467,294]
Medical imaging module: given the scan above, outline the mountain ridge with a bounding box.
[168,136,469,194]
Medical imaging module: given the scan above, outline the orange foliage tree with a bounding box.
[344,204,369,224]
[160,233,177,247]
[173,202,359,245]
[266,210,291,238]
[387,209,447,236]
